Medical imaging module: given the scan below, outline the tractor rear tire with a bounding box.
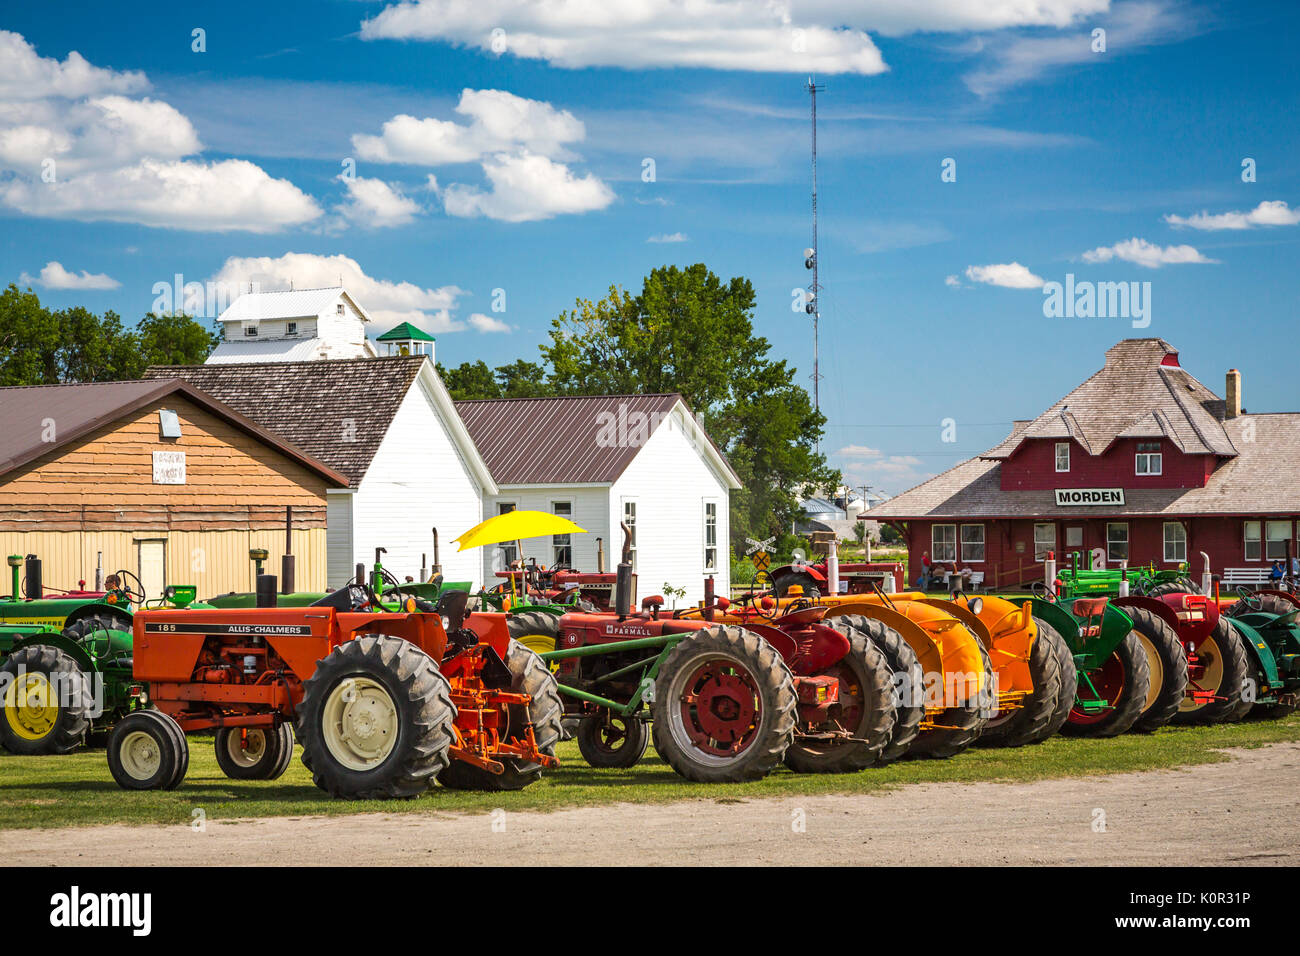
[831,614,925,763]
[1148,578,1200,597]
[774,572,821,600]
[0,645,94,755]
[1036,619,1076,742]
[1127,608,1189,733]
[907,641,991,760]
[107,710,188,791]
[1173,615,1248,725]
[298,635,457,800]
[576,711,648,769]
[1063,633,1150,738]
[507,611,561,656]
[783,625,895,773]
[978,619,1063,748]
[1228,594,1296,619]
[651,625,797,783]
[438,640,563,792]
[215,724,295,780]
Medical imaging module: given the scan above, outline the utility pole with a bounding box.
[804,76,825,452]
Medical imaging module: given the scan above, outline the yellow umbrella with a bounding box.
[453,510,588,608]
[452,510,587,551]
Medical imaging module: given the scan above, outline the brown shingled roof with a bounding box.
[982,338,1236,459]
[145,357,426,484]
[456,394,686,485]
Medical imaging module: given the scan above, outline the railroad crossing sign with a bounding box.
[751,550,771,571]
[745,535,776,556]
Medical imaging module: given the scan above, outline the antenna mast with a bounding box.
[804,76,825,450]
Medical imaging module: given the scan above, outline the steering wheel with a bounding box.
[745,569,780,621]
[112,569,146,604]
[1235,587,1263,612]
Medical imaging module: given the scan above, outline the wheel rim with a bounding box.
[1180,635,1225,713]
[322,677,400,771]
[517,633,560,673]
[224,729,269,768]
[119,730,162,780]
[666,655,763,765]
[3,672,59,741]
[1069,653,1126,725]
[590,716,636,754]
[1133,632,1164,714]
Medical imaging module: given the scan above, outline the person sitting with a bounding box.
[1270,560,1285,584]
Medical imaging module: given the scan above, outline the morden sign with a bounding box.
[1054,488,1124,506]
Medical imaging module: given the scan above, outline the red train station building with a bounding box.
[868,338,1300,590]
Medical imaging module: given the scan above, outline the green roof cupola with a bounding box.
[376,321,435,359]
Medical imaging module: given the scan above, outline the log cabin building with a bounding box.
[868,339,1300,589]
[0,379,346,599]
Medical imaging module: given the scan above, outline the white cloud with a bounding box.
[836,444,882,458]
[964,262,1045,288]
[440,151,613,222]
[944,274,962,288]
[0,31,321,232]
[210,253,466,333]
[1164,200,1300,231]
[353,89,585,165]
[336,175,421,228]
[965,1,1191,97]
[647,232,688,243]
[1081,237,1217,268]
[19,260,119,290]
[354,89,613,222]
[361,1,889,74]
[467,312,512,333]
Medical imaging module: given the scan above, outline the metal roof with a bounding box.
[376,321,435,343]
[217,287,371,325]
[455,393,738,486]
[0,379,348,486]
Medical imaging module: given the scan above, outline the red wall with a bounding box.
[1000,437,1212,491]
[902,515,1298,591]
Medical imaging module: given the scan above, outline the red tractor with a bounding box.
[107,581,561,797]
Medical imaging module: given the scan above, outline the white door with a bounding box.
[137,540,166,601]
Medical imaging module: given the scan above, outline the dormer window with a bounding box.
[1135,443,1162,475]
[286,321,297,336]
[242,323,258,337]
[337,303,345,315]
[1054,442,1070,472]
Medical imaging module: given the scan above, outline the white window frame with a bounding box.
[336,303,345,315]
[1055,442,1070,473]
[286,321,298,336]
[551,500,573,568]
[959,524,985,563]
[622,499,638,571]
[1245,520,1261,561]
[1135,452,1162,476]
[1033,523,1056,561]
[242,322,258,337]
[1163,521,1187,563]
[703,500,718,572]
[931,524,957,563]
[496,501,518,568]
[1106,522,1129,563]
[1266,520,1292,561]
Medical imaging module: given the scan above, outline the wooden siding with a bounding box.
[1000,437,1214,491]
[0,396,329,533]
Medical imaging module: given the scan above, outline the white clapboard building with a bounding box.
[207,287,377,364]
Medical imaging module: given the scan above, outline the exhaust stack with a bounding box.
[614,523,634,619]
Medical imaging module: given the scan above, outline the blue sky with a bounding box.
[2,1,1297,495]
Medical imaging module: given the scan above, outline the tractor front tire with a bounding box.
[215,724,296,780]
[978,620,1063,748]
[107,710,188,791]
[438,640,563,792]
[0,645,94,755]
[783,624,896,773]
[651,625,797,783]
[1127,608,1189,733]
[830,614,925,763]
[1063,633,1151,738]
[576,711,649,769]
[298,635,457,799]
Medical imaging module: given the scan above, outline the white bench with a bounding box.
[1222,567,1273,588]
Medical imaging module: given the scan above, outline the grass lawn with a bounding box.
[2,715,1298,830]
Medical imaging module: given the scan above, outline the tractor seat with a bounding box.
[641,595,664,611]
[1072,598,1110,618]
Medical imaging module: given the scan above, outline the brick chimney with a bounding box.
[1225,368,1241,419]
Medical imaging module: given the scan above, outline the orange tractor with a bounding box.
[106,582,561,797]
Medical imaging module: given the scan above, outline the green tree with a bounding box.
[495,359,549,398]
[137,312,219,367]
[539,264,838,548]
[437,360,502,400]
[0,283,60,385]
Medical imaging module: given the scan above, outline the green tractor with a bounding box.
[1219,590,1300,718]
[1048,552,1197,600]
[0,554,203,755]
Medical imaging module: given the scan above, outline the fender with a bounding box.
[1028,597,1082,655]
[770,564,828,586]
[64,603,133,632]
[1112,595,1182,634]
[8,633,96,674]
[1225,617,1282,691]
